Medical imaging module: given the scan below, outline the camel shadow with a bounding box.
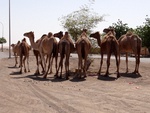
[8,66,19,69]
[70,76,86,82]
[25,74,50,81]
[120,72,142,78]
[10,71,21,75]
[97,75,117,81]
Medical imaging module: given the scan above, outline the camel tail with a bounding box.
[137,38,142,57]
[52,43,58,57]
[61,42,66,58]
[20,42,26,56]
[81,40,85,59]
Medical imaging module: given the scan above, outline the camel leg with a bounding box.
[133,53,140,74]
[114,52,120,78]
[125,53,129,73]
[65,56,69,80]
[77,54,82,78]
[19,55,23,74]
[34,54,40,75]
[98,53,103,78]
[14,54,18,67]
[27,55,30,72]
[55,54,58,75]
[83,56,87,78]
[49,56,54,74]
[43,54,52,79]
[65,52,70,80]
[105,53,111,77]
[60,56,64,79]
[23,56,27,73]
[55,61,61,79]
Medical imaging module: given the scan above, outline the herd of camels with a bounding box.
[11,28,142,80]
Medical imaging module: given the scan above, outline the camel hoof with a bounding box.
[54,75,59,79]
[104,74,109,77]
[117,74,120,79]
[43,76,47,79]
[66,77,69,80]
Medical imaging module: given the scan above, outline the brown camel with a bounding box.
[24,31,55,78]
[54,31,75,53]
[19,38,31,73]
[90,28,120,78]
[11,41,21,67]
[55,32,73,80]
[75,29,92,78]
[118,31,142,74]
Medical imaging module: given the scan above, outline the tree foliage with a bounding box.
[59,5,104,41]
[0,37,7,52]
[111,19,131,39]
[135,16,150,50]
[0,37,7,44]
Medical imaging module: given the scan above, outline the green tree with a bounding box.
[111,19,131,39]
[0,37,7,52]
[59,5,104,41]
[135,16,150,51]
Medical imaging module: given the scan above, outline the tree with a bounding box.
[0,37,7,52]
[59,5,104,41]
[135,16,150,51]
[111,19,131,39]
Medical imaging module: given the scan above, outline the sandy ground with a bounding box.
[0,50,150,113]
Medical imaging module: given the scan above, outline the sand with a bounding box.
[0,51,150,113]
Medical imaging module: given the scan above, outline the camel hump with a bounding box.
[126,31,133,36]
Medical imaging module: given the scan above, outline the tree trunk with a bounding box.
[1,43,3,52]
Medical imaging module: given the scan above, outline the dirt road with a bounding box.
[0,53,150,113]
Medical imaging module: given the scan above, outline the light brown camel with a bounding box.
[19,38,31,73]
[32,39,45,75]
[118,31,142,74]
[90,28,120,78]
[11,41,21,67]
[24,31,55,78]
[75,29,92,78]
[55,32,73,80]
[47,32,58,74]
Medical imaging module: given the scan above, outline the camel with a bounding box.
[54,31,75,53]
[90,28,120,79]
[24,31,55,78]
[75,29,92,78]
[118,31,142,74]
[47,32,58,74]
[32,39,45,75]
[11,41,21,67]
[55,32,73,80]
[19,38,31,73]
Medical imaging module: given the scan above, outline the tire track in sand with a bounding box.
[29,83,80,113]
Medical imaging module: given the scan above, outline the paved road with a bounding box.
[0,52,9,59]
[71,53,150,63]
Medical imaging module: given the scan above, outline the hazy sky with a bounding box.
[0,0,150,46]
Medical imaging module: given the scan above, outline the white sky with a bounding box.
[0,0,150,46]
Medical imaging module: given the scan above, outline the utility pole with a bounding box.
[9,0,11,58]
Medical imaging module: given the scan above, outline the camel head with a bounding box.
[90,32,100,40]
[11,44,15,47]
[24,31,34,40]
[54,31,63,39]
[90,32,101,47]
